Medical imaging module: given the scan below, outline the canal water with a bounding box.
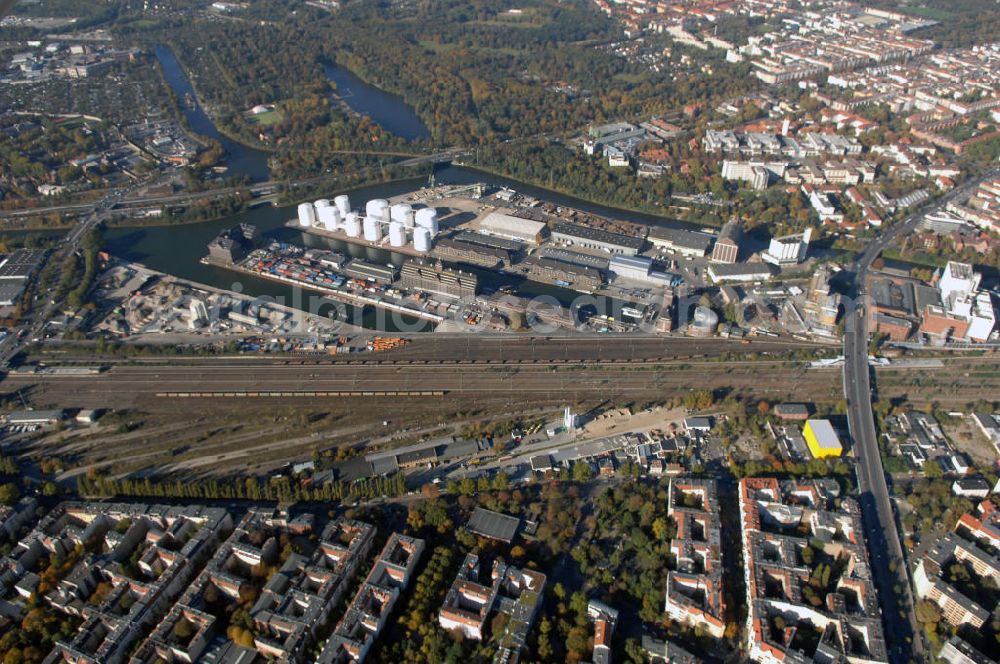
[98,163,715,332]
[154,45,271,183]
[323,61,430,141]
[103,194,431,333]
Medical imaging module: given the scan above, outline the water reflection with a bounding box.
[154,44,271,182]
[323,61,430,141]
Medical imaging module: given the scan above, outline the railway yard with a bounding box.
[3,335,999,481]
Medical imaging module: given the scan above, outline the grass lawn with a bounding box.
[897,5,955,20]
[247,109,282,126]
[471,9,546,29]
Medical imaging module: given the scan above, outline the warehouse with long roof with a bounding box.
[477,211,548,245]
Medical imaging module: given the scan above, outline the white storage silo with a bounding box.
[388,221,406,247]
[317,204,341,231]
[343,213,361,238]
[334,195,351,217]
[688,306,719,338]
[365,199,390,222]
[363,216,383,242]
[390,203,412,224]
[415,208,439,235]
[297,202,316,228]
[413,227,433,253]
[314,198,331,210]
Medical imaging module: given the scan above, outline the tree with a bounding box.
[227,625,255,648]
[652,517,669,541]
[915,600,940,627]
[203,583,220,605]
[0,483,20,505]
[868,332,888,356]
[491,472,509,491]
[490,611,509,639]
[683,389,714,410]
[173,618,194,641]
[624,638,646,663]
[537,617,554,660]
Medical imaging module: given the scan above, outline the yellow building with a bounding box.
[803,419,843,459]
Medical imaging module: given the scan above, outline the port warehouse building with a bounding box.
[516,256,603,290]
[609,255,675,287]
[478,212,548,245]
[400,260,478,299]
[647,227,714,258]
[454,230,524,254]
[343,260,398,283]
[433,237,513,269]
[549,223,645,256]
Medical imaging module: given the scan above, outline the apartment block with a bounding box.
[250,519,376,661]
[913,528,1000,630]
[490,565,547,664]
[664,477,725,638]
[739,478,887,664]
[37,503,232,664]
[438,553,506,640]
[318,533,425,664]
[436,548,548,664]
[586,599,619,664]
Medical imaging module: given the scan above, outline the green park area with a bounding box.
[246,108,282,126]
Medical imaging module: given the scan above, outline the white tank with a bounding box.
[689,306,719,337]
[415,208,439,235]
[390,203,412,224]
[314,198,331,209]
[343,213,361,238]
[365,199,390,221]
[413,227,433,253]
[389,221,406,247]
[317,205,341,231]
[363,216,383,242]
[297,202,316,228]
[334,195,351,217]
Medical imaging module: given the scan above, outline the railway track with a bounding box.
[3,361,841,407]
[14,352,998,373]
